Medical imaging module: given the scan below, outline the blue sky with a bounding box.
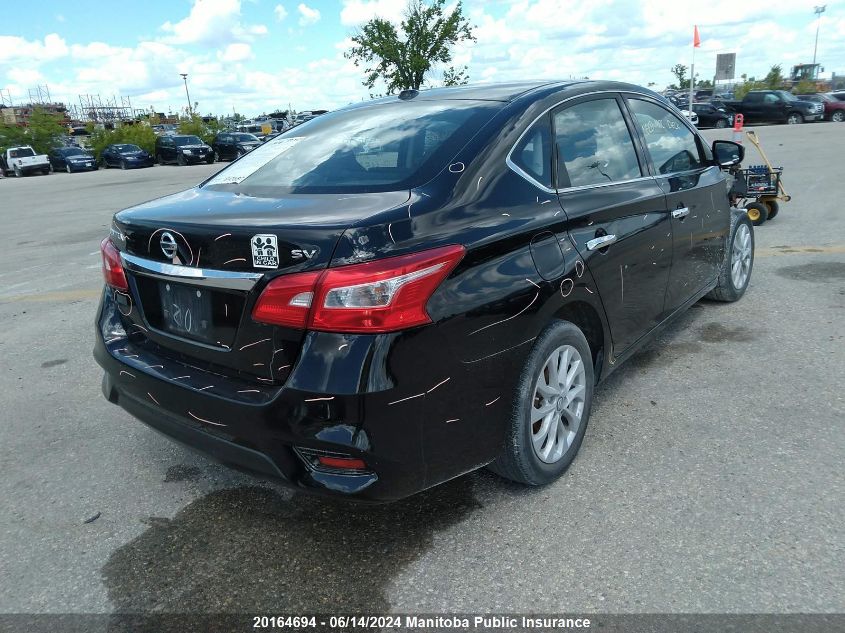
[2,0,843,117]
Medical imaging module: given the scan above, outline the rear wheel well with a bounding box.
[553,301,605,380]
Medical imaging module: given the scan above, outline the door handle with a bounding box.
[586,234,617,251]
[672,207,690,219]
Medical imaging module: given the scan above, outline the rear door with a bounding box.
[625,96,728,316]
[554,95,673,357]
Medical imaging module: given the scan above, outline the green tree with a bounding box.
[345,0,475,93]
[764,64,785,89]
[793,79,818,94]
[670,64,689,90]
[178,113,221,144]
[0,106,66,154]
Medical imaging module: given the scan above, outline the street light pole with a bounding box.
[812,5,826,76]
[180,73,192,116]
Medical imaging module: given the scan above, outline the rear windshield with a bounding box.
[10,148,35,158]
[205,99,501,194]
[174,136,203,146]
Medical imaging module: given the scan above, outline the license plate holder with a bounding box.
[158,282,214,343]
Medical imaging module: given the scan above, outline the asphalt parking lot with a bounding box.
[1,123,843,616]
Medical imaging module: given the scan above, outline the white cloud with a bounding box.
[0,33,68,63]
[219,43,253,62]
[160,0,267,45]
[274,4,288,21]
[340,0,406,26]
[297,3,321,26]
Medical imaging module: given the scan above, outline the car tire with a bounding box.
[763,199,779,220]
[49,163,54,173]
[14,165,21,177]
[786,112,803,124]
[213,151,219,162]
[235,149,244,159]
[745,201,768,226]
[120,160,127,170]
[42,166,50,175]
[488,320,594,486]
[832,111,845,123]
[67,165,72,174]
[157,153,164,165]
[715,118,728,129]
[177,153,186,166]
[706,212,754,302]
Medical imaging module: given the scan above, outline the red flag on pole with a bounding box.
[693,25,701,48]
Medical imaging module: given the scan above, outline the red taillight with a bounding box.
[252,245,465,333]
[100,237,128,290]
[252,271,321,329]
[317,455,367,470]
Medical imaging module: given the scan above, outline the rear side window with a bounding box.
[627,98,705,175]
[553,98,642,188]
[510,116,552,188]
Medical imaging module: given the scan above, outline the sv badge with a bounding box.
[291,249,317,260]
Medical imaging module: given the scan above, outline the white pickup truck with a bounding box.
[1,146,51,177]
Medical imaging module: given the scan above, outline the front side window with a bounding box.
[627,98,705,175]
[510,116,552,188]
[554,98,642,188]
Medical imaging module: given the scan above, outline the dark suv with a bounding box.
[155,135,214,165]
[211,132,262,161]
[95,81,753,501]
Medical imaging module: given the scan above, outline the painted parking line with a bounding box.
[2,288,101,303]
[756,244,845,257]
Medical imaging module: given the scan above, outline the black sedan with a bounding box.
[48,146,97,173]
[211,132,262,161]
[101,144,154,169]
[95,81,753,501]
[691,102,733,128]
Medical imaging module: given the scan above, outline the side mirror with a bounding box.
[712,140,744,167]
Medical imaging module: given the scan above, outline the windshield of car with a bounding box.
[776,91,798,102]
[114,144,141,152]
[173,136,203,146]
[233,134,260,142]
[64,148,89,156]
[10,148,35,158]
[205,99,501,194]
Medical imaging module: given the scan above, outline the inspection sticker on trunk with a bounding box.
[251,234,279,268]
[206,137,304,185]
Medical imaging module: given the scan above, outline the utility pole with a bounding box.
[813,5,826,78]
[180,73,192,116]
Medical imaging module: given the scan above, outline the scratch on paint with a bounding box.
[214,233,232,241]
[469,292,539,336]
[238,389,260,394]
[526,278,540,288]
[197,385,213,391]
[585,287,594,294]
[147,392,159,405]
[239,338,271,350]
[304,396,335,402]
[223,258,247,265]
[119,370,135,378]
[560,278,574,298]
[426,377,450,393]
[388,223,395,244]
[338,344,349,351]
[485,397,500,406]
[388,392,425,406]
[188,411,226,426]
[445,419,460,424]
[620,265,625,304]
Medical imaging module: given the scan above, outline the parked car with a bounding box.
[679,109,699,126]
[829,91,845,102]
[211,132,262,161]
[101,144,154,169]
[796,93,845,122]
[691,102,732,128]
[1,146,50,177]
[694,89,713,102]
[95,81,753,501]
[155,135,214,165]
[722,90,823,124]
[48,146,97,172]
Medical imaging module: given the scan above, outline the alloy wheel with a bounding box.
[530,345,586,464]
[731,223,752,290]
